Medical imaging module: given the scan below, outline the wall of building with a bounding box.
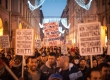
[0,0,43,48]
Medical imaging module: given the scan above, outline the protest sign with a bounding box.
[43,22,60,46]
[0,35,10,48]
[78,22,103,56]
[15,29,35,56]
[61,44,68,54]
[36,39,42,48]
[43,37,60,46]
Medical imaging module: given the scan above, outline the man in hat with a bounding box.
[38,52,48,68]
[69,48,76,63]
[48,73,63,80]
[40,52,57,80]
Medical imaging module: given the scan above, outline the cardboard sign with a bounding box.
[36,39,42,48]
[61,44,68,54]
[43,22,60,46]
[78,22,103,56]
[15,29,35,56]
[0,35,10,48]
[43,37,60,46]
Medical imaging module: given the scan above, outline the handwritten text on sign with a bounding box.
[43,22,60,46]
[78,22,102,55]
[0,35,10,48]
[36,39,42,48]
[16,29,34,56]
[43,22,59,38]
[43,37,60,46]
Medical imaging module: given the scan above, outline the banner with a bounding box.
[78,22,103,56]
[15,29,35,56]
[43,22,60,46]
[36,39,42,48]
[43,37,60,46]
[0,35,10,48]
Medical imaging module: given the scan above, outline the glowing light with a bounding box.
[75,0,92,10]
[42,30,44,33]
[39,23,43,28]
[43,18,61,24]
[61,18,70,29]
[27,0,45,11]
[59,27,65,34]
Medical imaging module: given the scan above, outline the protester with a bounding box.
[57,56,83,80]
[86,68,102,80]
[11,55,22,80]
[72,55,80,68]
[40,52,57,80]
[24,56,42,80]
[92,58,98,68]
[69,48,76,63]
[38,52,48,68]
[0,57,12,80]
[79,58,89,80]
[98,63,110,80]
[48,73,63,80]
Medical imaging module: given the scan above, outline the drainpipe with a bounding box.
[9,0,12,48]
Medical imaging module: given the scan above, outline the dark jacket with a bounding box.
[59,63,84,80]
[24,68,43,80]
[40,61,56,80]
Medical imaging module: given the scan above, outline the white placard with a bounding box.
[0,35,10,48]
[61,44,68,54]
[78,22,103,56]
[36,39,42,48]
[15,29,35,56]
[43,22,60,46]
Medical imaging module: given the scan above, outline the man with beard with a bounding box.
[79,58,89,80]
[24,56,42,80]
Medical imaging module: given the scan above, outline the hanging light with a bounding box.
[61,18,70,29]
[39,23,43,28]
[27,0,45,11]
[75,0,92,10]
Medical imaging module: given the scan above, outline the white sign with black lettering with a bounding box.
[61,45,68,54]
[0,35,10,48]
[36,39,42,48]
[15,29,35,56]
[78,22,103,56]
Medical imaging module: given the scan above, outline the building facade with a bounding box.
[65,0,108,47]
[0,0,43,48]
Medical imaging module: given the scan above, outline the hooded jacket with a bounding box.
[59,63,84,80]
[40,61,56,80]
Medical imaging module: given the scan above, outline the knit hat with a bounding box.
[48,73,63,80]
[71,48,75,52]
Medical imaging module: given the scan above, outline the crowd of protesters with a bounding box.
[0,46,110,80]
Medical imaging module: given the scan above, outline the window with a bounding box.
[6,0,8,9]
[0,0,2,4]
[20,2,22,14]
[102,0,105,5]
